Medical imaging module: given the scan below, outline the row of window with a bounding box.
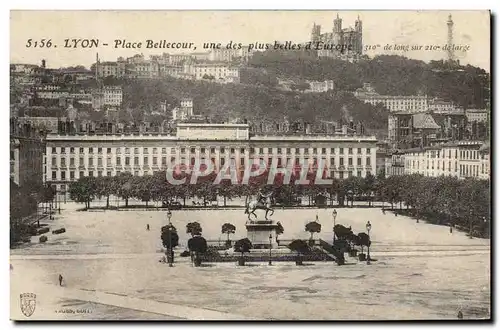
[50,146,373,156]
[407,149,484,161]
[460,150,481,160]
[51,156,373,167]
[407,161,489,177]
[407,159,458,172]
[460,164,482,178]
[50,169,373,181]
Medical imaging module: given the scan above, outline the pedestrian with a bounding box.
[58,274,63,286]
[457,310,463,319]
[146,224,150,231]
[450,224,453,234]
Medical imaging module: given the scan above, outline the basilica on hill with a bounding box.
[310,14,363,62]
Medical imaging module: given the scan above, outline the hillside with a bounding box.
[113,53,489,132]
[249,51,490,109]
[121,77,389,130]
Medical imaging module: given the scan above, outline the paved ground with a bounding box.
[10,202,491,320]
[11,270,250,320]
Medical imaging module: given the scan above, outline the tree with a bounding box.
[305,221,321,244]
[188,235,208,267]
[344,176,363,207]
[335,179,347,206]
[69,176,96,209]
[362,173,376,206]
[374,174,490,238]
[334,224,354,241]
[161,224,179,249]
[134,175,153,207]
[356,232,371,254]
[186,222,203,237]
[95,176,116,209]
[221,223,236,246]
[39,183,56,204]
[288,239,310,265]
[217,180,236,207]
[234,238,253,266]
[151,171,169,208]
[161,224,179,264]
[116,172,133,207]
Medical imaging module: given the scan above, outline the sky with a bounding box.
[10,10,490,70]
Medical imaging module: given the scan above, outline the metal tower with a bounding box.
[447,14,455,62]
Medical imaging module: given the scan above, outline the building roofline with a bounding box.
[176,123,249,128]
[45,133,378,143]
[400,140,486,153]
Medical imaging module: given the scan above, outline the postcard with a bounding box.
[10,10,491,321]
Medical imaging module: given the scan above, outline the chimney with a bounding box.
[305,123,311,134]
[342,125,348,135]
[41,59,46,68]
[356,122,362,135]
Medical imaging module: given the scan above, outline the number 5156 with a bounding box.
[26,39,53,48]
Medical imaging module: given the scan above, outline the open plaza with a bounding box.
[10,202,490,320]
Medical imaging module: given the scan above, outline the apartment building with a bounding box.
[10,124,46,188]
[45,123,378,198]
[466,108,489,123]
[354,83,429,113]
[182,63,240,83]
[402,141,489,179]
[103,86,123,106]
[307,80,335,93]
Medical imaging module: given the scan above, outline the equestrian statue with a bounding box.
[244,188,274,221]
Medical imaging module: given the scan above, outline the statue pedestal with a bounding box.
[246,220,279,249]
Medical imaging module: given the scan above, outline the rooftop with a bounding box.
[45,132,377,143]
[479,142,490,153]
[412,113,440,129]
[400,140,486,154]
[176,123,249,128]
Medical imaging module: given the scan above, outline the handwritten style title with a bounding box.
[24,38,354,53]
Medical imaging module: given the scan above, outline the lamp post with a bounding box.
[167,209,172,225]
[166,209,173,267]
[57,187,61,214]
[366,221,372,265]
[469,210,473,239]
[332,209,338,245]
[268,234,272,266]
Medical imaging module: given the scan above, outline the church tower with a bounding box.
[311,23,321,42]
[355,15,363,54]
[333,13,343,44]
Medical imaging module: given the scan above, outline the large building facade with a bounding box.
[45,123,377,198]
[10,124,46,188]
[402,141,489,179]
[182,63,240,83]
[355,83,429,113]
